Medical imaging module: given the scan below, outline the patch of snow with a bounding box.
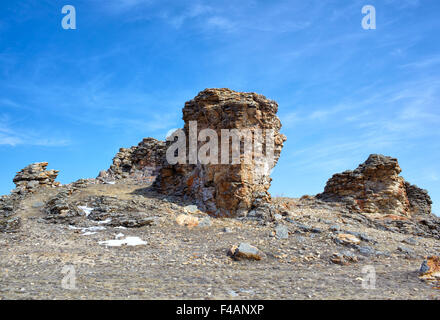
[78,206,94,216]
[83,226,106,232]
[82,232,97,236]
[115,233,125,239]
[114,226,127,229]
[97,218,112,225]
[98,236,147,247]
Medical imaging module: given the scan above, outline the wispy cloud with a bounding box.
[0,116,70,147]
[400,55,440,69]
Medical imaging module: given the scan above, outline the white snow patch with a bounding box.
[98,236,147,247]
[83,226,106,232]
[115,233,125,239]
[97,218,112,225]
[82,232,97,236]
[78,206,94,216]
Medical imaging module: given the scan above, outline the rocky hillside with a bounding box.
[1,89,439,300]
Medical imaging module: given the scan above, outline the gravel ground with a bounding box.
[1,182,439,300]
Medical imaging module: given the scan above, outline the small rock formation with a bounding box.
[156,88,286,217]
[99,138,166,182]
[317,154,432,216]
[12,162,60,194]
[175,214,199,228]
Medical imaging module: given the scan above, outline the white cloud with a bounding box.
[0,117,70,147]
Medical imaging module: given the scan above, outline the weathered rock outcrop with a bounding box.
[99,138,166,182]
[317,154,432,216]
[155,88,286,217]
[0,195,21,232]
[1,162,60,232]
[12,162,59,195]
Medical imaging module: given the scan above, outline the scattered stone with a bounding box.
[184,205,198,214]
[311,227,323,234]
[397,245,416,257]
[403,237,418,245]
[275,224,289,239]
[356,245,376,256]
[175,214,199,228]
[330,251,358,265]
[228,242,266,261]
[287,220,314,233]
[31,202,44,208]
[198,217,212,227]
[335,233,361,246]
[222,227,232,233]
[343,230,376,243]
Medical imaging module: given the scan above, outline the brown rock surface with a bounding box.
[156,88,286,217]
[317,154,432,216]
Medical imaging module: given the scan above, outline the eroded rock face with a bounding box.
[404,182,432,215]
[100,138,166,182]
[0,195,21,232]
[317,154,432,216]
[12,162,60,195]
[156,88,286,217]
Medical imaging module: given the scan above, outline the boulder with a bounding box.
[228,242,266,261]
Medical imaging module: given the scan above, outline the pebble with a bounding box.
[275,225,289,239]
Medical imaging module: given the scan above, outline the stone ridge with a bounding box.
[98,137,166,182]
[317,154,432,216]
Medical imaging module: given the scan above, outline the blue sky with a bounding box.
[1,0,439,214]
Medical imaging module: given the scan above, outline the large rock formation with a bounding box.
[12,162,60,195]
[99,138,166,182]
[156,88,286,217]
[317,154,432,216]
